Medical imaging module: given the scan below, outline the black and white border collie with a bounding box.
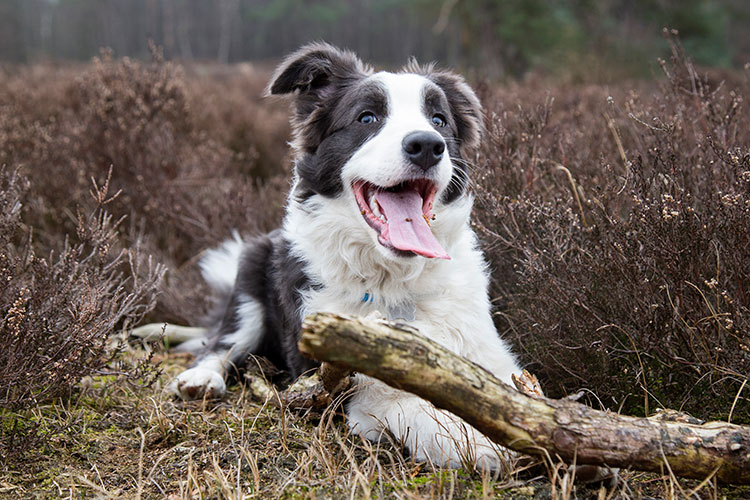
[168,43,521,468]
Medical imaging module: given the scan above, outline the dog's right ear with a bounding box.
[267,43,370,150]
[266,42,368,103]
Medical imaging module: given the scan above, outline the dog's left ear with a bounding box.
[428,71,483,156]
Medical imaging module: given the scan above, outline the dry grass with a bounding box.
[4,347,748,499]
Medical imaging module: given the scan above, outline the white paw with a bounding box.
[170,367,226,400]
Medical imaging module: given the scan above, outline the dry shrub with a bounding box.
[0,51,290,324]
[475,35,750,420]
[0,168,164,414]
[0,51,291,449]
[184,62,293,181]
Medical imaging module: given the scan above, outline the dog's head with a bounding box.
[268,43,482,261]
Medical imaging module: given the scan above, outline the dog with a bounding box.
[144,43,522,469]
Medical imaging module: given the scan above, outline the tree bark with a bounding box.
[298,312,750,484]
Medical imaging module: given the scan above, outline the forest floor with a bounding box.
[2,344,748,499]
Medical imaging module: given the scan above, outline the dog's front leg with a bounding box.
[346,377,509,470]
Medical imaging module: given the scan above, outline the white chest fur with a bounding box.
[284,193,518,379]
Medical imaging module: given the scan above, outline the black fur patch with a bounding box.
[404,61,483,204]
[267,42,372,153]
[269,232,319,376]
[421,84,469,203]
[294,79,389,199]
[205,231,319,379]
[422,70,483,157]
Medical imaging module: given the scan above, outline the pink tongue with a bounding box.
[376,190,450,259]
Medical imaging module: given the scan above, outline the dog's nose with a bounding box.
[402,131,445,171]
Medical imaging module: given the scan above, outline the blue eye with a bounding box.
[358,112,378,124]
[432,114,447,128]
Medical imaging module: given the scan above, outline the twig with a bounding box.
[729,379,748,424]
[550,161,587,227]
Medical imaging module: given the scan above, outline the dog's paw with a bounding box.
[170,368,226,400]
[405,407,509,470]
[409,430,508,471]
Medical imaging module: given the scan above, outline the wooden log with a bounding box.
[298,312,750,484]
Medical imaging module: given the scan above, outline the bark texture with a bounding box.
[244,362,351,411]
[298,312,750,484]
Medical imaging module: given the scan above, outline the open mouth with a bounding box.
[353,179,450,259]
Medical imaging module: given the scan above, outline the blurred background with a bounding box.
[1,0,749,79]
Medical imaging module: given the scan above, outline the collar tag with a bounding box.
[387,302,417,322]
[361,292,416,322]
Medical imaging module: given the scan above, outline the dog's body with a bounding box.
[168,44,522,468]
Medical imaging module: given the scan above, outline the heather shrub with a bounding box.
[0,168,164,413]
[0,52,290,459]
[0,52,290,324]
[475,36,749,420]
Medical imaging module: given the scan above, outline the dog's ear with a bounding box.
[427,70,483,156]
[267,43,369,151]
[267,42,368,110]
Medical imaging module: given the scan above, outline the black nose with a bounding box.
[402,131,445,171]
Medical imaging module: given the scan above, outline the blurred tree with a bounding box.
[0,0,745,77]
[448,0,585,77]
[658,0,731,66]
[218,0,239,63]
[0,0,26,61]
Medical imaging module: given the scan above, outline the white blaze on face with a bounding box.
[341,72,453,191]
[342,72,456,259]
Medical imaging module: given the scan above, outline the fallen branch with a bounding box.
[244,362,351,411]
[298,312,750,484]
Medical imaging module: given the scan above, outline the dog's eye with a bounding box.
[432,114,447,128]
[358,112,378,124]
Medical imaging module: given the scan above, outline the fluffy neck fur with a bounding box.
[282,182,475,304]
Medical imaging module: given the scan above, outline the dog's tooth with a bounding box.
[370,194,381,217]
